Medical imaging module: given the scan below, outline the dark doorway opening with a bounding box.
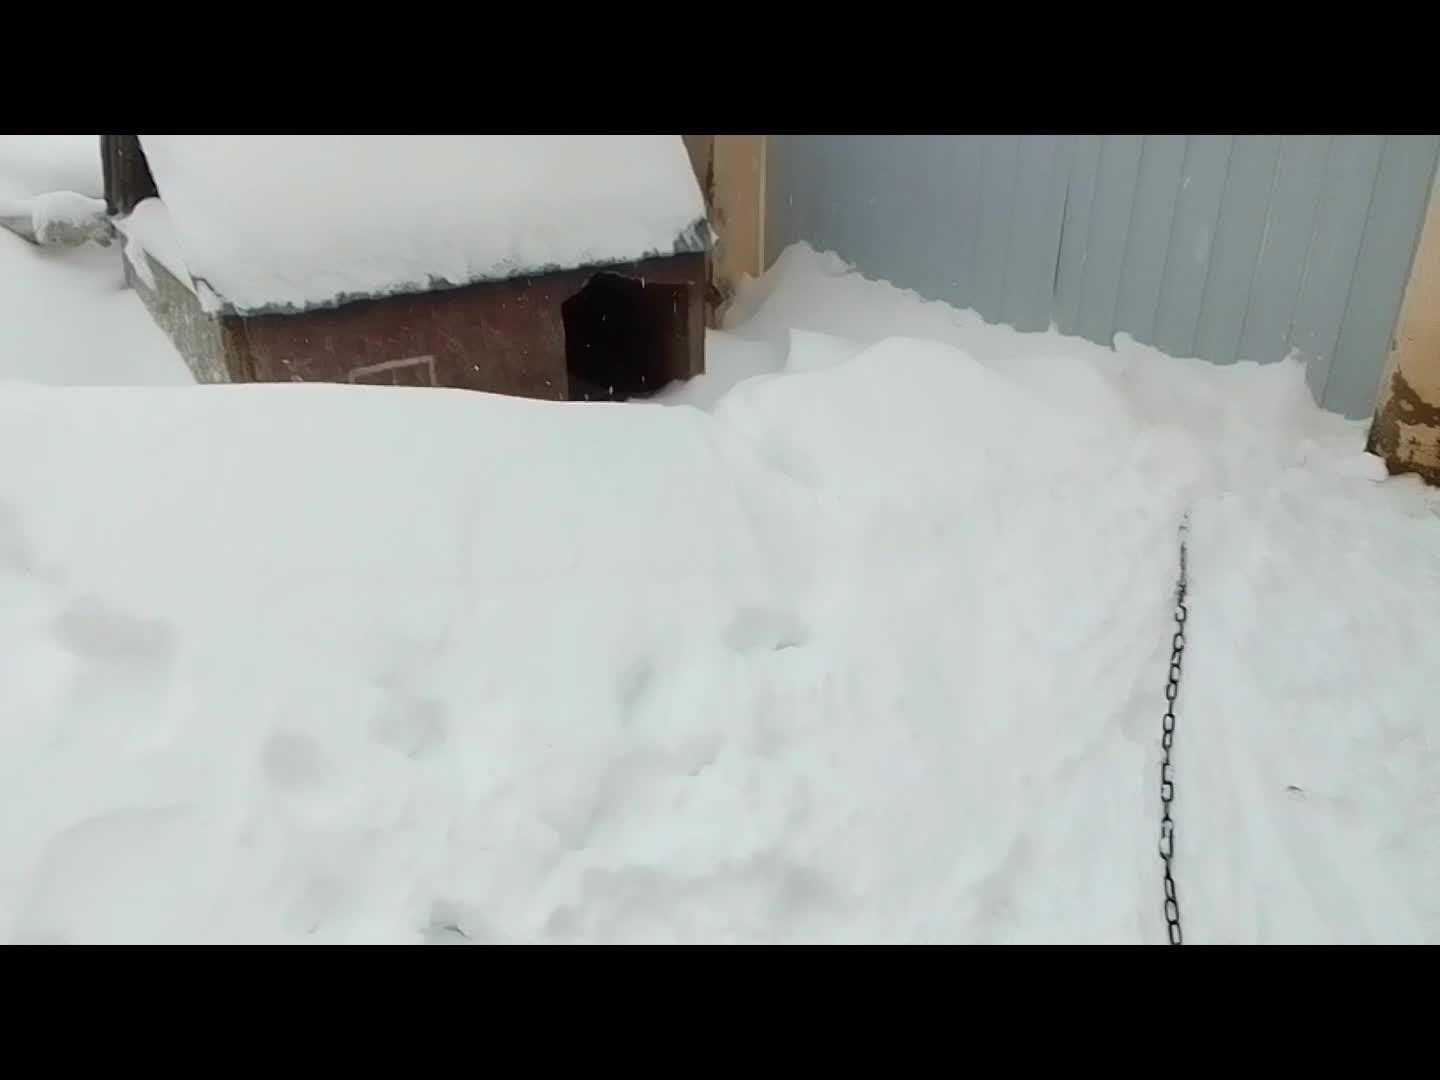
[562,272,692,402]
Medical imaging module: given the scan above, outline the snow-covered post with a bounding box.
[682,135,767,326]
[1369,177,1440,486]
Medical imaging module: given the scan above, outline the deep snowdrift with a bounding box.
[2,244,1437,945]
[2,130,1437,943]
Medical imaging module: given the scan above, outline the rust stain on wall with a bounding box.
[1366,368,1440,486]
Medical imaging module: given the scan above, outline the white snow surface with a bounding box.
[136,135,708,315]
[2,144,1439,944]
[0,138,190,388]
[115,197,196,295]
[0,135,102,203]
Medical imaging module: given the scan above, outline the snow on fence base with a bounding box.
[120,243,708,401]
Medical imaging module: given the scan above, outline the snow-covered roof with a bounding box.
[132,135,712,317]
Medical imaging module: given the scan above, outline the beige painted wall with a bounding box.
[683,135,767,326]
[1369,177,1440,486]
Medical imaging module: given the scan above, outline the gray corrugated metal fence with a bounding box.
[765,135,1439,419]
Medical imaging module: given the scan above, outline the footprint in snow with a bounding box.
[722,607,811,655]
[51,597,176,667]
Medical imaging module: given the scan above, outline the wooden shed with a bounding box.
[103,135,712,401]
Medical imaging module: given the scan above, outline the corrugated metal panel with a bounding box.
[1113,134,1187,346]
[1148,136,1234,360]
[767,134,1070,333]
[1234,136,1331,369]
[1289,136,1386,404]
[1324,135,1440,415]
[973,136,1021,322]
[1052,136,1102,337]
[765,134,1439,419]
[1072,135,1146,348]
[1193,135,1281,365]
[1002,135,1072,331]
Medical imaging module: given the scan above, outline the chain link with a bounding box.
[1159,514,1189,946]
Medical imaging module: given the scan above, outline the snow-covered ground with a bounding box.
[2,138,1439,945]
[0,136,190,388]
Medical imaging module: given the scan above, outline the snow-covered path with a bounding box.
[1,138,1438,945]
[699,250,1440,945]
[1181,482,1440,943]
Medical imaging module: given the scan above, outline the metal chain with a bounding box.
[1159,514,1190,946]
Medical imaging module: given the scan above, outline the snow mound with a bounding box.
[0,135,102,203]
[1,234,1438,944]
[137,135,710,315]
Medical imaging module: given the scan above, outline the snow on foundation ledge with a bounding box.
[135,135,711,316]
